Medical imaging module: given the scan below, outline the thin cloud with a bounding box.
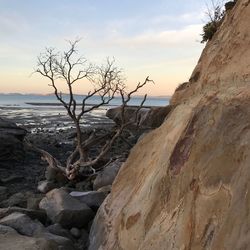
[109,24,203,48]
[151,10,206,25]
[0,12,29,36]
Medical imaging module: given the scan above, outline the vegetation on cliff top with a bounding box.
[201,0,237,43]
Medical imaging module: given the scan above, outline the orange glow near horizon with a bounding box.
[0,57,197,96]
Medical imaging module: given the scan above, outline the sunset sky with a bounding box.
[0,0,207,96]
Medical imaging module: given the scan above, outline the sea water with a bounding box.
[0,94,170,132]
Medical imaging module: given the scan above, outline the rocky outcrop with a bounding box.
[39,188,94,228]
[106,106,172,129]
[89,1,250,249]
[0,117,27,164]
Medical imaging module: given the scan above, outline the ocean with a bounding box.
[0,94,169,107]
[0,94,170,132]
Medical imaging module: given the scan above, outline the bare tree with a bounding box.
[30,40,153,180]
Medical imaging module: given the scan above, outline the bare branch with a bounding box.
[34,39,153,180]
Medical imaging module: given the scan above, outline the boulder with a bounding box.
[0,212,45,236]
[93,160,123,190]
[0,224,75,250]
[0,117,27,164]
[39,188,94,228]
[70,191,107,209]
[0,207,47,224]
[106,105,172,129]
[0,225,54,250]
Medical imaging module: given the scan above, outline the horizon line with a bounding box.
[0,92,172,98]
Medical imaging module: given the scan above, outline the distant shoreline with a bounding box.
[0,93,172,99]
[25,102,164,108]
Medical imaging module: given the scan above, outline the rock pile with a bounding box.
[0,156,125,249]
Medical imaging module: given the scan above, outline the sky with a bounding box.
[0,0,208,96]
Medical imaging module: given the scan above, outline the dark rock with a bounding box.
[47,223,72,239]
[27,194,44,210]
[75,181,92,191]
[75,229,89,250]
[70,191,107,209]
[93,160,123,190]
[0,212,45,236]
[0,117,27,164]
[0,186,8,201]
[0,207,47,224]
[0,191,30,208]
[0,225,55,250]
[37,232,75,250]
[0,118,26,140]
[39,188,94,228]
[0,213,75,249]
[0,224,16,234]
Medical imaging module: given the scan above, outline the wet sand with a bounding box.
[0,105,114,133]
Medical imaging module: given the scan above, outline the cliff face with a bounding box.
[89,1,250,249]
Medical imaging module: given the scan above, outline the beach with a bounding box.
[0,94,169,194]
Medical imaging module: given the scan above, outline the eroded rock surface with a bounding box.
[89,1,250,249]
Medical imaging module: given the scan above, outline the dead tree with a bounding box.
[31,40,153,180]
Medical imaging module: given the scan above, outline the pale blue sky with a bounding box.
[0,0,207,95]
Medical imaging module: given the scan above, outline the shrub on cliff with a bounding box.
[201,1,225,43]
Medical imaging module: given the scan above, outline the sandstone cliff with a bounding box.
[89,0,250,249]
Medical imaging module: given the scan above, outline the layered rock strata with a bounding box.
[89,1,250,249]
